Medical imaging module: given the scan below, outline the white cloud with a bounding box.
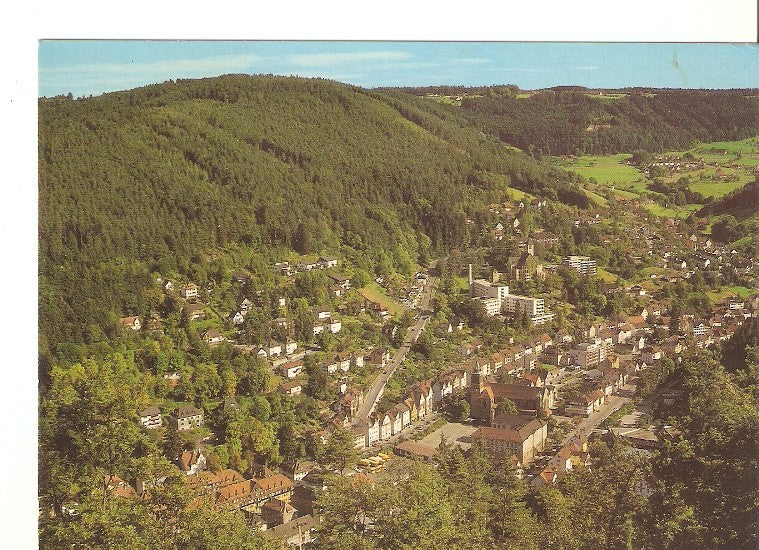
[452,57,491,65]
[40,54,265,79]
[285,51,411,67]
[574,65,599,71]
[39,54,269,96]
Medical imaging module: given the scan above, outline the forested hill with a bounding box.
[389,86,759,156]
[38,75,580,352]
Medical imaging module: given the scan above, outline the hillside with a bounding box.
[38,75,579,351]
[391,86,759,156]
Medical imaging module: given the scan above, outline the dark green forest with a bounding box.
[391,85,758,156]
[39,75,585,357]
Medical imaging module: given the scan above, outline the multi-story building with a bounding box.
[563,255,597,275]
[180,282,199,299]
[501,293,543,317]
[473,413,548,464]
[474,296,502,316]
[171,405,203,431]
[138,405,162,429]
[469,279,509,301]
[570,339,608,369]
[468,278,554,324]
[501,293,555,325]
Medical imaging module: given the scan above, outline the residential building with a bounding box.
[138,405,162,429]
[280,360,303,379]
[278,380,302,396]
[216,473,294,512]
[563,255,597,275]
[570,339,608,369]
[183,302,206,320]
[267,515,319,548]
[178,449,206,476]
[202,329,224,344]
[284,338,297,355]
[369,348,390,367]
[229,311,245,325]
[171,405,203,431]
[119,316,141,331]
[565,390,606,417]
[180,282,199,299]
[318,256,339,269]
[266,340,283,357]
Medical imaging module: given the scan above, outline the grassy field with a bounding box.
[690,179,750,199]
[555,154,643,186]
[609,188,639,200]
[425,94,461,106]
[707,285,755,302]
[451,276,471,295]
[586,92,628,101]
[583,188,609,207]
[692,136,759,156]
[505,187,536,201]
[554,138,758,207]
[595,267,621,283]
[359,282,407,316]
[641,202,700,219]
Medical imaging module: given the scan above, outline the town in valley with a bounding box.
[37,55,759,549]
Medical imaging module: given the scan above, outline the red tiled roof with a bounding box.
[254,474,294,494]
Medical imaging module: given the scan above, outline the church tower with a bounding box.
[469,359,491,421]
[526,239,535,257]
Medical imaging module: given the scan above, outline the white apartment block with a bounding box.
[469,279,509,301]
[563,255,597,275]
[502,294,544,317]
[474,296,502,316]
[570,339,608,368]
[469,279,554,325]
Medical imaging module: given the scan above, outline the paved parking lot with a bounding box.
[419,422,478,451]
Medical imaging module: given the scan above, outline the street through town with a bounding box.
[352,261,438,424]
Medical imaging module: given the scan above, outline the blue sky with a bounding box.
[38,41,759,97]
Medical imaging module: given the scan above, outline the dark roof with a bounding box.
[473,426,525,444]
[174,405,202,418]
[492,413,537,430]
[395,440,438,458]
[139,405,161,417]
[268,515,318,539]
[486,383,543,401]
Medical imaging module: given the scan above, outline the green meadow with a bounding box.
[554,154,643,186]
[505,187,537,201]
[707,285,754,302]
[641,202,700,219]
[553,137,758,212]
[690,179,751,199]
[583,188,608,207]
[359,282,407,316]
